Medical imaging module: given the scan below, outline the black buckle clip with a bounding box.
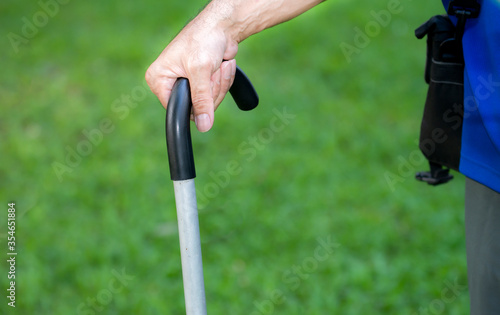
[447,0,480,19]
[447,0,480,38]
[416,162,454,186]
[439,1,480,62]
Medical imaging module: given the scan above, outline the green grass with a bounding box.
[1,0,468,314]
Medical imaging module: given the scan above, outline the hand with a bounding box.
[145,13,239,132]
[146,0,324,132]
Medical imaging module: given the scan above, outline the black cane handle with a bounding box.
[166,66,259,181]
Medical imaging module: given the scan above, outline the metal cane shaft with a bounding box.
[173,179,207,315]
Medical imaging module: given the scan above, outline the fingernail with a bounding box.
[195,114,211,132]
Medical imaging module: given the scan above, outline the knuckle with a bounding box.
[191,93,213,111]
[144,66,158,91]
[189,54,213,69]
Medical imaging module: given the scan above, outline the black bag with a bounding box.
[414,0,480,185]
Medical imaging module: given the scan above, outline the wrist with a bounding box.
[199,0,258,44]
[198,1,237,42]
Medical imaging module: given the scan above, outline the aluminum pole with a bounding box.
[173,179,207,315]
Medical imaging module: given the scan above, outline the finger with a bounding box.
[211,66,222,109]
[214,59,236,110]
[145,62,180,110]
[146,65,168,109]
[155,78,175,109]
[187,64,215,132]
[214,60,235,109]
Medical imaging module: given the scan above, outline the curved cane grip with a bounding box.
[166,67,259,181]
[230,66,259,111]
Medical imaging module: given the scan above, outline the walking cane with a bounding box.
[166,66,259,315]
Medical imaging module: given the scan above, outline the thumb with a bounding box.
[188,66,216,132]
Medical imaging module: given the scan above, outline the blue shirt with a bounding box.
[442,0,500,192]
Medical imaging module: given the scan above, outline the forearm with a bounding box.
[195,0,325,43]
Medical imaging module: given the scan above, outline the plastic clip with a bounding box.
[416,162,454,186]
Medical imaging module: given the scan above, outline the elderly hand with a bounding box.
[146,4,239,132]
[146,0,325,132]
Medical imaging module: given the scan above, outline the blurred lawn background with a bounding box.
[0,0,468,314]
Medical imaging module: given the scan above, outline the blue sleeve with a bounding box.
[462,0,500,153]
